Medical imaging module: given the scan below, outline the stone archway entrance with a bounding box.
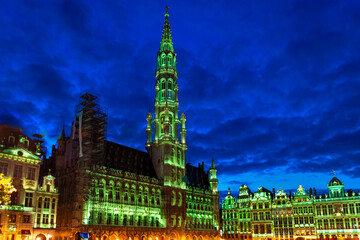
[35,234,47,240]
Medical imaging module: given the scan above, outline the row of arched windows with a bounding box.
[92,179,162,206]
[90,211,162,227]
[158,53,176,68]
[186,217,216,230]
[187,202,213,212]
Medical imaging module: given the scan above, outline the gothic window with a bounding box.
[161,80,166,89]
[143,216,147,226]
[123,215,127,225]
[177,170,182,184]
[107,213,112,225]
[157,189,161,205]
[98,212,103,224]
[144,188,149,204]
[161,54,166,66]
[114,214,119,225]
[151,189,156,205]
[124,185,129,202]
[168,81,172,90]
[115,183,121,201]
[171,191,176,206]
[171,215,176,227]
[168,54,172,67]
[99,180,105,199]
[178,192,182,207]
[108,181,114,201]
[131,185,136,203]
[138,186,143,204]
[177,150,182,165]
[138,216,142,226]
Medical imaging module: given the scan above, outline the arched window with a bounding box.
[99,180,105,199]
[108,181,114,201]
[115,183,121,201]
[171,191,176,206]
[138,186,143,204]
[161,54,166,67]
[178,170,182,184]
[144,188,149,204]
[131,185,136,203]
[157,189,161,205]
[151,189,156,205]
[178,192,182,207]
[178,150,182,165]
[168,54,172,67]
[124,185,129,202]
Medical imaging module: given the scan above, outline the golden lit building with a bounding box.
[0,124,58,240]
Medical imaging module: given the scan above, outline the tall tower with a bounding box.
[146,7,187,231]
[146,7,187,188]
[209,158,218,193]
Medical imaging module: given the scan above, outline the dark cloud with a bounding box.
[1,1,360,194]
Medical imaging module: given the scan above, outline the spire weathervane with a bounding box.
[332,169,336,177]
[165,6,169,14]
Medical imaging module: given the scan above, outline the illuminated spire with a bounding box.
[160,6,174,52]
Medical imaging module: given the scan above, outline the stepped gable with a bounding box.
[185,163,210,189]
[103,140,157,178]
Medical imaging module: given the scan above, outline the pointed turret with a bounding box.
[146,110,153,145]
[209,158,218,194]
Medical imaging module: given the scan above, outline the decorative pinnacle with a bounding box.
[228,187,231,195]
[332,169,336,177]
[210,158,216,169]
[165,6,169,15]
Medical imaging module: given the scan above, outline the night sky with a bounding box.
[1,1,360,196]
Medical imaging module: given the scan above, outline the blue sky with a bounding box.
[1,0,360,196]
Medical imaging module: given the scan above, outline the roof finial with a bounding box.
[332,169,336,177]
[165,6,169,15]
[228,187,231,195]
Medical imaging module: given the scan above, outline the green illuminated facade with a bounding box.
[222,177,360,240]
[51,8,220,240]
